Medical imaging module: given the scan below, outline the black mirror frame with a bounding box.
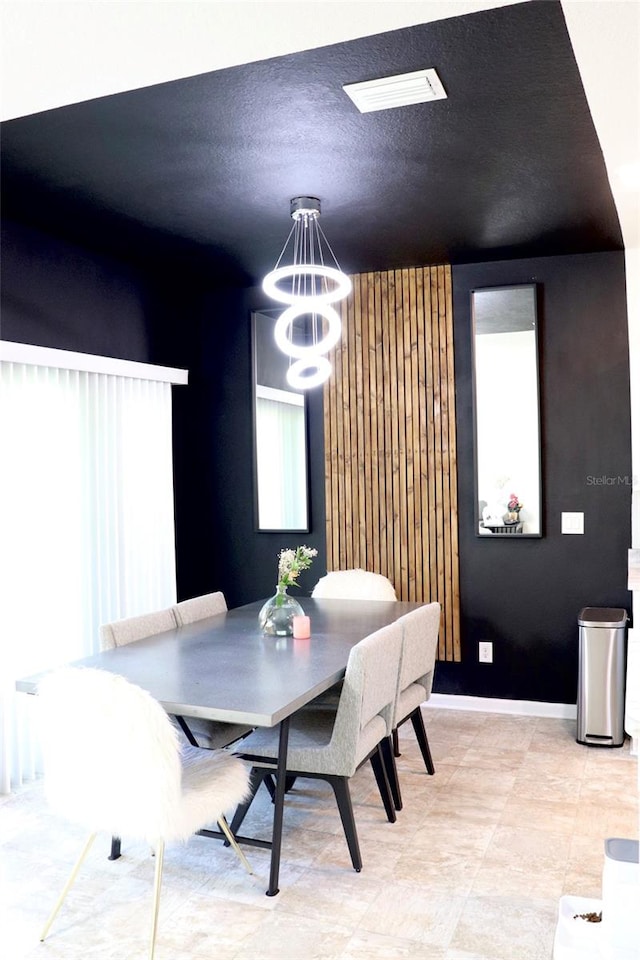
[251,308,310,534]
[471,283,543,539]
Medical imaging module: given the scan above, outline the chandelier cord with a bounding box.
[272,220,297,273]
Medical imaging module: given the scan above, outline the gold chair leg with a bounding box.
[40,832,97,941]
[217,816,254,874]
[148,839,164,960]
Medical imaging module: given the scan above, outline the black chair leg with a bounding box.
[264,773,276,802]
[410,707,435,775]
[327,776,362,872]
[228,766,269,838]
[108,836,121,860]
[370,743,397,822]
[392,728,401,758]
[380,736,403,811]
[175,715,199,747]
[264,773,297,802]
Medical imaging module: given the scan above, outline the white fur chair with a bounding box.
[232,622,403,872]
[173,590,227,625]
[311,569,397,601]
[309,569,397,711]
[38,667,252,960]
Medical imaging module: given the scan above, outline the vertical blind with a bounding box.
[0,353,182,793]
[323,266,461,661]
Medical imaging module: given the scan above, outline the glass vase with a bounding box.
[259,584,304,637]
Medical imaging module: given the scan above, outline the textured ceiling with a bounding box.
[0,1,624,286]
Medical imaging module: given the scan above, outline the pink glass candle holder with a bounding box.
[292,615,311,639]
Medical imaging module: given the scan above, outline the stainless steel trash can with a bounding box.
[577,607,628,747]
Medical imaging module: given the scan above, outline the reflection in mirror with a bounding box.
[252,309,309,532]
[472,285,541,537]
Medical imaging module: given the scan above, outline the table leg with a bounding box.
[266,715,290,897]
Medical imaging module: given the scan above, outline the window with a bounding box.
[0,343,187,793]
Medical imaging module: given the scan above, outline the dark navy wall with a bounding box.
[438,251,632,703]
[2,218,631,704]
[1,220,152,359]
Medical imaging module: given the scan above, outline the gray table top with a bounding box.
[16,598,422,727]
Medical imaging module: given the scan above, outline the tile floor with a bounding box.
[2,708,638,960]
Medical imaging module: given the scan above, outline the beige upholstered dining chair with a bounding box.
[311,568,397,601]
[99,607,177,651]
[384,602,441,811]
[37,667,252,960]
[100,605,249,751]
[171,592,253,749]
[173,590,227,625]
[231,621,403,873]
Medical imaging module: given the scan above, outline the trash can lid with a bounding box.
[578,607,628,628]
[604,838,639,864]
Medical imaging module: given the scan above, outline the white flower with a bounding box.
[277,545,318,589]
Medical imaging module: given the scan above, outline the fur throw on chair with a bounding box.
[38,667,249,844]
[312,569,397,601]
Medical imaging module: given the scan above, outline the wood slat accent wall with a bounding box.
[323,265,460,661]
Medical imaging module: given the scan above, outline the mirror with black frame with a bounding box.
[252,308,309,532]
[471,284,542,537]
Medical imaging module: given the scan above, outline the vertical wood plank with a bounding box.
[360,273,372,569]
[416,268,430,603]
[323,358,334,569]
[352,275,364,567]
[395,270,408,600]
[367,273,380,574]
[343,286,355,568]
[403,268,415,601]
[444,265,461,660]
[426,269,438,610]
[431,268,445,658]
[409,268,421,603]
[381,271,394,582]
[333,303,349,569]
[388,271,401,596]
[375,272,388,581]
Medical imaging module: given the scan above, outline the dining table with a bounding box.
[16,596,423,895]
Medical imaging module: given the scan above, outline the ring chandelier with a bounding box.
[262,197,351,389]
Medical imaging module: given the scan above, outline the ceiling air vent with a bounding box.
[343,68,447,113]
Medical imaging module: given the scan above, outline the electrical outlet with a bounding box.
[562,512,584,534]
[479,641,493,663]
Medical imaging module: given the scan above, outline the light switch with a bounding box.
[562,512,584,534]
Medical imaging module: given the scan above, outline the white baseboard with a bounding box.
[426,692,577,720]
